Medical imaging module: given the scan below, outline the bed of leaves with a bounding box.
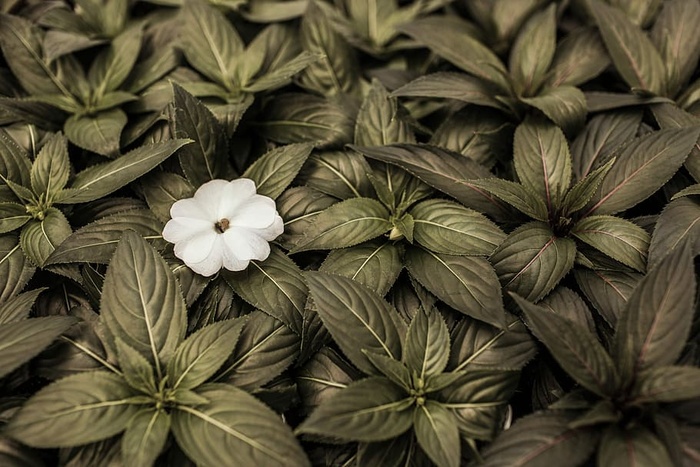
[1,0,700,466]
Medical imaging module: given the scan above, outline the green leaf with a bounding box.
[0,287,45,324]
[351,144,509,221]
[320,240,403,296]
[215,310,299,391]
[172,384,309,467]
[479,411,598,467]
[223,246,306,335]
[562,159,615,215]
[242,143,314,200]
[356,79,414,146]
[575,267,642,326]
[292,197,391,253]
[100,230,186,376]
[305,271,406,375]
[598,425,673,467]
[5,371,139,447]
[569,400,620,429]
[244,51,320,93]
[546,27,610,88]
[512,294,619,397]
[0,129,32,188]
[649,197,700,269]
[364,352,412,390]
[466,178,549,221]
[88,24,143,94]
[588,0,667,95]
[404,307,450,380]
[414,401,460,467]
[115,338,157,394]
[410,199,505,256]
[540,286,597,334]
[64,108,127,158]
[172,83,229,187]
[296,377,413,442]
[0,316,76,378]
[586,127,700,215]
[141,171,194,223]
[520,85,587,135]
[30,132,69,198]
[167,318,245,390]
[449,315,537,372]
[632,366,700,403]
[513,117,572,211]
[584,91,671,112]
[299,149,374,200]
[571,215,649,272]
[571,109,642,180]
[180,0,242,89]
[0,234,35,303]
[62,139,191,204]
[490,222,576,302]
[613,242,695,382]
[650,0,700,96]
[405,247,506,328]
[509,4,556,96]
[121,408,170,467]
[19,208,72,267]
[650,103,700,182]
[391,72,508,112]
[46,209,165,265]
[0,202,30,234]
[398,16,510,92]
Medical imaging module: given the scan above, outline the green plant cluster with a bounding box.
[1,0,700,466]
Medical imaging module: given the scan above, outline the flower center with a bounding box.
[215,218,230,233]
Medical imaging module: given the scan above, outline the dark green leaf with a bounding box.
[520,86,587,134]
[46,209,164,265]
[5,371,139,447]
[244,51,320,93]
[242,143,314,200]
[405,247,505,328]
[410,199,505,255]
[584,91,671,112]
[562,159,615,215]
[0,234,35,303]
[19,208,72,267]
[575,267,641,326]
[299,150,374,200]
[223,247,306,335]
[173,83,229,187]
[569,400,620,429]
[121,408,170,467]
[88,25,142,94]
[513,294,619,397]
[540,287,596,334]
[588,0,667,94]
[0,316,76,378]
[356,79,414,146]
[296,346,358,414]
[613,241,695,382]
[296,377,413,442]
[633,366,700,403]
[0,129,32,188]
[649,197,700,269]
[650,103,700,182]
[30,132,69,198]
[414,401,460,467]
[305,271,406,375]
[172,384,309,467]
[320,240,403,296]
[100,230,186,375]
[598,425,673,467]
[364,352,412,390]
[64,109,127,158]
[466,178,549,221]
[586,128,700,215]
[490,222,576,302]
[571,215,649,272]
[404,307,450,380]
[0,287,44,324]
[546,27,609,88]
[115,338,157,394]
[62,139,191,204]
[141,171,194,223]
[292,197,391,253]
[168,318,245,390]
[0,202,30,234]
[509,4,556,96]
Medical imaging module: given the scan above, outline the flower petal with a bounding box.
[222,226,271,262]
[218,178,258,219]
[221,244,250,272]
[234,214,284,242]
[228,195,278,229]
[170,198,215,222]
[162,217,214,243]
[186,238,225,276]
[174,230,218,265]
[192,179,231,219]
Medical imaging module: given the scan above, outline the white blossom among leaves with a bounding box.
[162,178,284,276]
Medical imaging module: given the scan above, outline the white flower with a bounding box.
[162,178,284,276]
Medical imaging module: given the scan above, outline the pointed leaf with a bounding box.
[598,425,673,467]
[167,318,245,390]
[575,267,642,326]
[588,0,667,94]
[244,51,320,93]
[0,202,30,234]
[650,103,700,183]
[571,215,649,272]
[414,401,460,467]
[546,27,610,88]
[299,149,374,200]
[649,197,700,269]
[292,197,391,252]
[586,127,700,215]
[141,171,194,223]
[115,338,157,394]
[466,178,549,221]
[30,132,69,197]
[356,79,414,146]
[520,85,587,135]
[5,371,139,447]
[0,287,45,324]
[88,25,142,93]
[404,307,450,379]
[62,139,191,204]
[633,366,700,403]
[562,159,615,215]
[0,234,35,304]
[100,231,186,373]
[19,208,72,267]
[405,247,505,328]
[0,129,31,188]
[121,408,170,467]
[172,384,309,467]
[364,352,412,390]
[490,222,576,302]
[64,108,127,158]
[509,4,556,96]
[173,83,229,187]
[242,143,314,200]
[513,294,619,397]
[305,271,406,375]
[410,199,506,255]
[297,377,413,442]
